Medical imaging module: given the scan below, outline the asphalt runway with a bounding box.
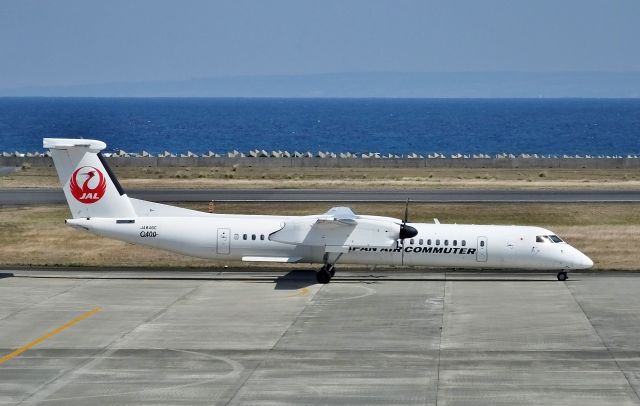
[1,268,640,405]
[3,188,640,205]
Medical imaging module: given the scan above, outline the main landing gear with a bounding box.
[316,264,335,284]
[557,271,568,281]
[316,252,342,284]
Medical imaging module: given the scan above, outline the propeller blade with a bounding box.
[399,197,416,244]
[404,198,410,224]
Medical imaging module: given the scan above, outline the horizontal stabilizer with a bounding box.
[43,138,106,152]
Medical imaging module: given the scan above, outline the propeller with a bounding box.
[404,198,409,223]
[399,198,418,240]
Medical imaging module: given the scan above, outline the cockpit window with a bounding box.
[536,235,564,243]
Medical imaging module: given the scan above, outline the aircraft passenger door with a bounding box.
[476,236,488,262]
[217,228,230,255]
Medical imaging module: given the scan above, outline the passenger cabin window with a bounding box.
[410,239,414,245]
[427,239,432,245]
[419,239,423,245]
[444,240,449,246]
[243,234,247,240]
[436,239,440,246]
[234,234,239,240]
[251,234,256,240]
[260,234,265,240]
[453,240,457,246]
[462,240,466,246]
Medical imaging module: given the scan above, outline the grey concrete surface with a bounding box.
[4,188,640,205]
[1,269,640,405]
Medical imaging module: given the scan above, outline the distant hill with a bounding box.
[2,72,640,98]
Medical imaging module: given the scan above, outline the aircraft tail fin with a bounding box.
[44,138,136,219]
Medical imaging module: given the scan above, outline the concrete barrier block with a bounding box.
[2,154,640,170]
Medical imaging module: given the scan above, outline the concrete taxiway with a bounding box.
[1,269,640,405]
[4,188,640,205]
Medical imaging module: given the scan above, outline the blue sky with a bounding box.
[1,0,639,89]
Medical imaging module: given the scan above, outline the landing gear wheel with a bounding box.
[316,269,331,284]
[557,271,568,281]
[329,267,336,277]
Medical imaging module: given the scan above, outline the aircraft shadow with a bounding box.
[274,270,318,290]
[272,270,560,289]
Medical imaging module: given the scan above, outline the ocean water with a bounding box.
[0,98,638,155]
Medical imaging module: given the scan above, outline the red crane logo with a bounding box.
[69,166,107,204]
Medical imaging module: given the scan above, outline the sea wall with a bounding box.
[2,155,640,169]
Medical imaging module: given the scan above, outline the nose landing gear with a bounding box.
[557,271,568,281]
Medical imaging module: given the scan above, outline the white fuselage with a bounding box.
[44,137,593,275]
[67,213,593,271]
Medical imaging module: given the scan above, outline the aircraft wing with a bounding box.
[269,208,400,250]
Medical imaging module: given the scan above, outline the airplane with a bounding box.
[44,138,593,284]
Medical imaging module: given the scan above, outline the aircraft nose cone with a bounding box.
[573,250,594,269]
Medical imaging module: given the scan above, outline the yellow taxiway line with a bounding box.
[286,287,310,298]
[0,307,102,365]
